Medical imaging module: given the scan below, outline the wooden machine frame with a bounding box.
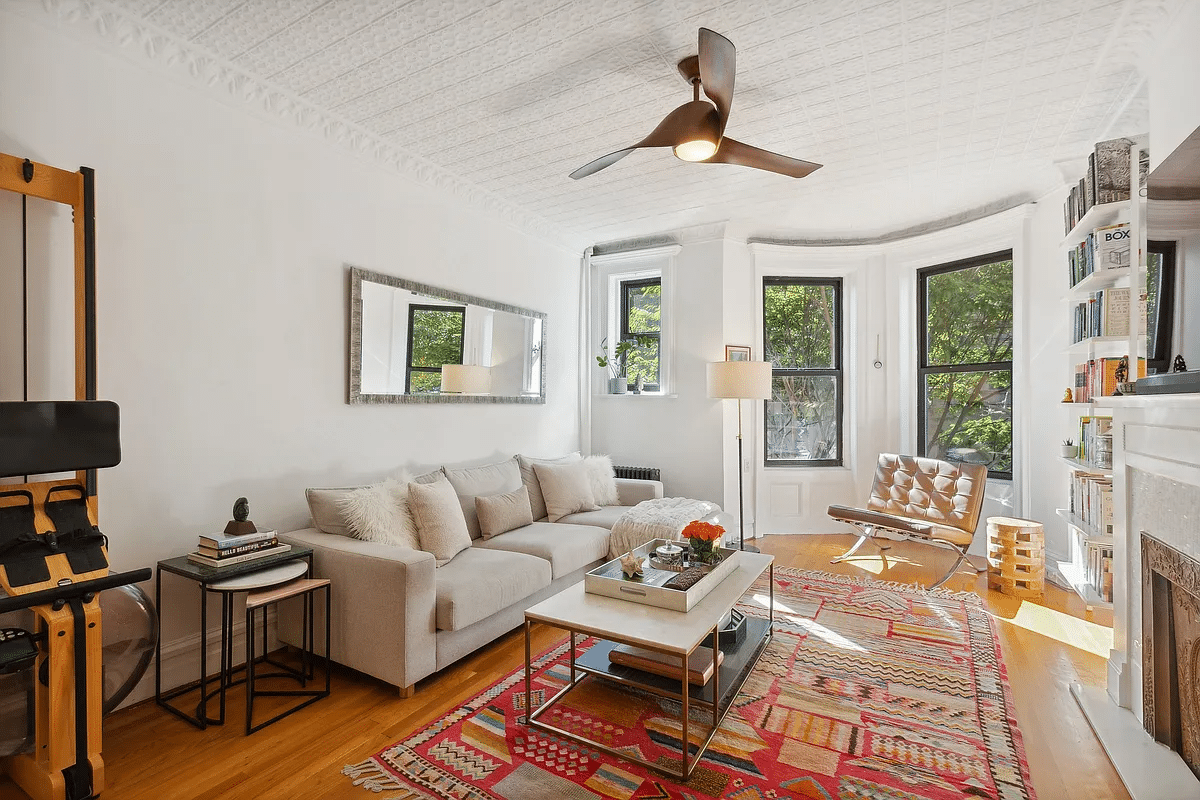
[0,151,106,800]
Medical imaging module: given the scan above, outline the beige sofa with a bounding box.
[278,459,662,696]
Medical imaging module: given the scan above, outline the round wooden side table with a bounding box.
[986,516,1045,599]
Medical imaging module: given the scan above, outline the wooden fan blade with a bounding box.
[569,101,718,179]
[698,28,735,135]
[708,138,822,178]
[569,147,639,179]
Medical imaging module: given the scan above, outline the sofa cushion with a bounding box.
[435,547,551,631]
[409,478,472,566]
[338,475,419,550]
[444,457,523,539]
[534,461,600,522]
[475,522,609,579]
[583,455,620,506]
[557,506,628,530]
[476,486,534,539]
[518,452,581,521]
[305,487,359,536]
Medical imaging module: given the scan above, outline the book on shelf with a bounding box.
[1093,222,1130,271]
[608,643,724,686]
[1072,356,1147,401]
[197,528,278,549]
[195,537,278,559]
[187,542,291,568]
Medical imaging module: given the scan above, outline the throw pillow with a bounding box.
[475,486,534,539]
[443,457,523,539]
[338,476,419,550]
[408,477,472,566]
[518,452,582,521]
[305,487,360,536]
[532,461,600,522]
[583,454,620,506]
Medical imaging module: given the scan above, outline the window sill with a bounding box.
[594,392,677,399]
[763,464,852,474]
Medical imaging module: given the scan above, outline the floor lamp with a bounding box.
[707,360,773,552]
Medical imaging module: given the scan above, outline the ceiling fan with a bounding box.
[570,28,822,181]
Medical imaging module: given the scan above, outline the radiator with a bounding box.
[614,465,660,482]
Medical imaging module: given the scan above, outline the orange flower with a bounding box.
[682,520,724,542]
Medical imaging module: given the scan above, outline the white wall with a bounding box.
[590,238,725,503]
[0,9,579,700]
[1147,1,1200,172]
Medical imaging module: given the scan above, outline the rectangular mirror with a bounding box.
[348,266,546,404]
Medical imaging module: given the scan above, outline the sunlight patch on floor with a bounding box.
[840,554,923,576]
[997,601,1113,658]
[789,617,867,652]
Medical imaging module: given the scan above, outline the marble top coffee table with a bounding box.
[522,550,774,781]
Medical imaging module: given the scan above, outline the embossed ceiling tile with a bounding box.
[145,0,243,39]
[225,3,387,76]
[191,0,326,56]
[855,1,907,33]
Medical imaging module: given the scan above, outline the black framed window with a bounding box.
[1146,240,1177,374]
[762,277,843,466]
[405,304,465,394]
[620,278,661,390]
[918,251,1013,479]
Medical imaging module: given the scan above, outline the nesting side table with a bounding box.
[154,546,314,729]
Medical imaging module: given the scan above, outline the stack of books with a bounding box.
[186,528,288,568]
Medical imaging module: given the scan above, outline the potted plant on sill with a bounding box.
[596,336,652,394]
[1061,439,1078,459]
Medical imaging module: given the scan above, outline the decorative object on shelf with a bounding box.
[986,517,1045,599]
[725,344,751,361]
[707,359,773,551]
[1174,354,1188,372]
[633,374,644,394]
[1061,440,1078,459]
[597,335,654,395]
[619,552,645,579]
[682,519,724,565]
[1115,356,1128,384]
[1062,388,1074,403]
[224,497,257,535]
[1115,381,1136,395]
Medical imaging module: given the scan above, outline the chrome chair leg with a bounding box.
[929,545,981,589]
[831,525,877,563]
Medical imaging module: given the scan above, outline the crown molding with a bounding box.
[13,0,580,253]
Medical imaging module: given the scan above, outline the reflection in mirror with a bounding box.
[348,266,545,404]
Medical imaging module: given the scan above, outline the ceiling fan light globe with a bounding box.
[673,139,718,162]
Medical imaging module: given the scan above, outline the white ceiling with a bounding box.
[98,0,1180,247]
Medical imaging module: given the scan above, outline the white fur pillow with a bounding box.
[338,475,419,550]
[532,461,600,522]
[583,454,620,506]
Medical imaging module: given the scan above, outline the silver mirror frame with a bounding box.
[347,265,547,404]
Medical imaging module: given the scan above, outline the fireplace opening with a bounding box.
[1142,532,1200,780]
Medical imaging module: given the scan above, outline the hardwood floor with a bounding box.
[0,534,1127,800]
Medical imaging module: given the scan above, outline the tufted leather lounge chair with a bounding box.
[827,453,988,588]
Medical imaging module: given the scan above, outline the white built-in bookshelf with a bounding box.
[1056,134,1148,611]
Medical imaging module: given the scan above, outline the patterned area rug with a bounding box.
[344,568,1037,799]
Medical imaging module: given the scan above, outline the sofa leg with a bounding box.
[398,684,415,699]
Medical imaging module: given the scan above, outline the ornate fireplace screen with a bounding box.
[347,266,546,404]
[1141,531,1200,780]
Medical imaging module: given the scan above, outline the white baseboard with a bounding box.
[117,608,278,710]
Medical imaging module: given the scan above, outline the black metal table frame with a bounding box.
[245,579,331,735]
[524,563,774,782]
[154,550,314,729]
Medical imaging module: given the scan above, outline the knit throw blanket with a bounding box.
[608,496,721,558]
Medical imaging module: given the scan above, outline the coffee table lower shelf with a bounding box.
[523,617,772,781]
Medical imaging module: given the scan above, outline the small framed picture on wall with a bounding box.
[725,345,751,361]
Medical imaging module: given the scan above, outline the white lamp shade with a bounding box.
[441,364,491,394]
[707,360,773,399]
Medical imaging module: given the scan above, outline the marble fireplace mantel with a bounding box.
[1073,394,1200,798]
